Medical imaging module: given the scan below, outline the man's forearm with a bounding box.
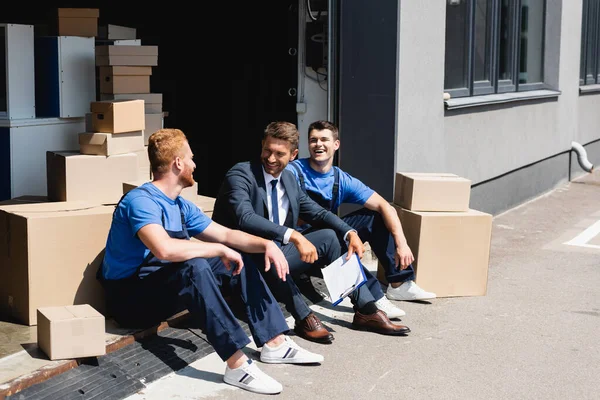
[381,203,408,247]
[223,229,269,254]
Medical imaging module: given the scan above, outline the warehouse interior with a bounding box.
[1,1,308,196]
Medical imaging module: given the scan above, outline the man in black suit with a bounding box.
[212,121,410,344]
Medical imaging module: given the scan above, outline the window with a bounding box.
[444,0,547,98]
[580,0,600,85]
[0,26,6,113]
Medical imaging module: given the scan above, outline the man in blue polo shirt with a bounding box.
[98,128,323,395]
[288,120,436,319]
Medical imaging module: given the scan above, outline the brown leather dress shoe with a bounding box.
[352,310,411,336]
[293,313,334,344]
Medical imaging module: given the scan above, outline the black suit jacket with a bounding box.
[212,160,354,243]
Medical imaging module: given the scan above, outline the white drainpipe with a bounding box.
[571,141,594,173]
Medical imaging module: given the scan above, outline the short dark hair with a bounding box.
[263,121,299,152]
[308,120,339,140]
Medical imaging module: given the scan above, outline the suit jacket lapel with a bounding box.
[281,170,299,229]
[250,160,268,211]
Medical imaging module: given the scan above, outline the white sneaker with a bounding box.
[223,359,283,395]
[260,336,324,364]
[386,280,437,301]
[375,296,406,318]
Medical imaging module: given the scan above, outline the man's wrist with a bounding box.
[283,228,293,244]
[343,229,358,242]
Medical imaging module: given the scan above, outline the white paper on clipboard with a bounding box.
[321,252,367,306]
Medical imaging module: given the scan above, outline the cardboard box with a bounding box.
[392,204,492,297]
[123,180,198,203]
[95,45,158,66]
[57,8,99,37]
[91,100,145,134]
[79,131,144,156]
[0,201,114,325]
[99,66,152,94]
[47,151,139,205]
[98,24,136,40]
[144,113,163,144]
[394,172,471,212]
[38,304,106,360]
[132,146,151,181]
[100,93,162,113]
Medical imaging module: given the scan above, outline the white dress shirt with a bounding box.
[263,168,294,244]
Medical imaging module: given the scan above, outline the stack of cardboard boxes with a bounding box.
[377,173,493,298]
[94,25,164,145]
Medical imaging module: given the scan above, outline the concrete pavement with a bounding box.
[125,171,600,400]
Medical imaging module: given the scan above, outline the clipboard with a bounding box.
[321,252,367,306]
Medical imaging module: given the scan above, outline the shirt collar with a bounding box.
[262,166,281,187]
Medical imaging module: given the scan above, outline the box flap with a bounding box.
[95,45,158,56]
[38,306,77,321]
[90,99,144,113]
[66,304,103,319]
[79,132,108,146]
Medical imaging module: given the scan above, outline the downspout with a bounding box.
[571,141,594,173]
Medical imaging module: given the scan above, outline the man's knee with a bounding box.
[182,258,213,281]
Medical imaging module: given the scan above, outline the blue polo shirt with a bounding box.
[287,158,375,212]
[102,182,212,280]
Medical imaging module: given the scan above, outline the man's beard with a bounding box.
[180,167,195,188]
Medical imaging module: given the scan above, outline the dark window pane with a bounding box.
[580,0,588,82]
[586,1,597,79]
[499,0,513,82]
[444,1,470,90]
[0,27,6,112]
[519,0,545,84]
[473,0,492,83]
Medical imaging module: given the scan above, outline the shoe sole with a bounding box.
[223,377,282,395]
[260,356,324,364]
[386,295,436,301]
[293,330,334,344]
[351,324,411,336]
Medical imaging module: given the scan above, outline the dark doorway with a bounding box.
[1,2,299,196]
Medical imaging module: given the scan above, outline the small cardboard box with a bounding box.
[91,100,145,134]
[98,24,136,40]
[57,8,99,37]
[99,66,152,94]
[391,204,492,297]
[394,172,471,212]
[95,45,158,66]
[79,131,144,156]
[37,304,106,360]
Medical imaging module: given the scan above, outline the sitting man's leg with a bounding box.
[288,228,411,337]
[342,208,436,304]
[257,229,339,344]
[208,254,324,364]
[102,260,280,395]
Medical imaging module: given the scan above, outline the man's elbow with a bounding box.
[151,243,172,261]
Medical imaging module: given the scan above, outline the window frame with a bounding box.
[444,0,548,98]
[580,0,600,86]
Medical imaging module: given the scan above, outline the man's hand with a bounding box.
[264,241,289,281]
[395,242,414,270]
[290,231,318,263]
[220,246,244,276]
[346,231,364,261]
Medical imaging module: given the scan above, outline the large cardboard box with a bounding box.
[95,45,158,66]
[394,172,471,212]
[101,93,162,114]
[91,100,145,134]
[132,146,151,180]
[57,8,99,37]
[391,204,492,297]
[47,151,139,205]
[99,66,152,94]
[38,304,106,360]
[0,201,114,325]
[79,131,144,156]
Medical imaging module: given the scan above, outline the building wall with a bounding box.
[395,0,599,216]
